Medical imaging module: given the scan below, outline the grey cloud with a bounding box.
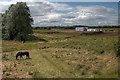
[52,3,73,11]
[71,6,118,26]
[30,3,118,26]
[28,2,54,16]
[62,12,79,19]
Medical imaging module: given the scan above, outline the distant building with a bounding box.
[75,27,103,32]
[87,29,98,32]
[75,27,88,31]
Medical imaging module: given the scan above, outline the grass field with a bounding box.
[2,29,118,78]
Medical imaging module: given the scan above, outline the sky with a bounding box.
[0,0,119,26]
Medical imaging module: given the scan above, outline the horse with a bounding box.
[16,51,31,60]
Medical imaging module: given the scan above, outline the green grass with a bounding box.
[2,29,118,78]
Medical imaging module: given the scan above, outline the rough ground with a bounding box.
[2,29,118,78]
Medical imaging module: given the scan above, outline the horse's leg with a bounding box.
[26,53,30,59]
[26,55,29,59]
[28,53,30,59]
[20,55,22,59]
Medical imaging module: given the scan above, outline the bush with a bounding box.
[75,64,85,70]
[26,35,48,42]
[114,39,120,57]
[100,50,104,54]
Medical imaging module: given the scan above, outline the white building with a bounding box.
[75,27,88,31]
[87,29,98,32]
[75,27,102,32]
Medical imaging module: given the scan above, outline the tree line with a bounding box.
[33,25,119,30]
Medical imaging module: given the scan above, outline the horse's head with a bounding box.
[16,52,21,59]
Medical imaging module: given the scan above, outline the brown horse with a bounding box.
[16,51,31,60]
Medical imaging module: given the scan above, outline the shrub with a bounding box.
[114,39,120,57]
[75,64,85,70]
[27,35,47,42]
[100,50,104,54]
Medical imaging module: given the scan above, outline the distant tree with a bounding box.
[2,2,33,42]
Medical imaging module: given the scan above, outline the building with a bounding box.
[75,27,103,32]
[87,29,98,32]
[75,27,88,31]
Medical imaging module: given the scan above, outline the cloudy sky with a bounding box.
[0,0,118,26]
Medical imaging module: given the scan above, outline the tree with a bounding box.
[2,2,33,42]
[0,13,2,38]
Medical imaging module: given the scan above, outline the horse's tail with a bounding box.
[25,51,30,58]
